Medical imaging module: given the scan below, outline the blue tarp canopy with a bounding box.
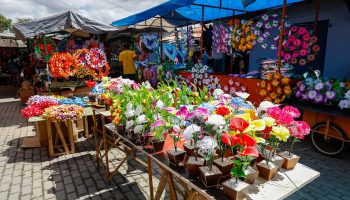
[112,0,304,27]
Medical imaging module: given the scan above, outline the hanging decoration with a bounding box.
[141,33,159,52]
[49,52,77,79]
[33,36,57,59]
[259,72,292,104]
[282,26,320,66]
[212,24,231,54]
[85,48,108,70]
[66,38,76,53]
[253,13,291,50]
[163,43,178,61]
[223,79,247,96]
[231,19,256,53]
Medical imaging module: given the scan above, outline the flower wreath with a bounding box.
[213,24,231,54]
[231,19,256,52]
[253,13,291,50]
[49,52,77,79]
[33,36,57,59]
[73,48,92,79]
[141,34,159,52]
[282,26,320,66]
[85,48,108,70]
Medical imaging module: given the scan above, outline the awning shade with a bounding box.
[13,11,118,40]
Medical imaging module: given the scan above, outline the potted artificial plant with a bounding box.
[184,125,204,176]
[214,134,233,180]
[166,126,186,166]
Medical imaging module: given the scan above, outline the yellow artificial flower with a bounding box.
[235,113,251,121]
[271,125,290,142]
[250,119,266,131]
[263,117,275,127]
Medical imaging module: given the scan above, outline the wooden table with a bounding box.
[104,123,320,200]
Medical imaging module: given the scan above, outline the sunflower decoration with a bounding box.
[231,19,256,53]
[259,72,292,104]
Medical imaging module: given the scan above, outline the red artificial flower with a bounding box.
[230,117,249,133]
[85,80,97,88]
[221,133,256,147]
[216,106,230,116]
[240,146,259,157]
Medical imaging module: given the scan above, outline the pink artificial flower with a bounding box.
[266,107,282,119]
[220,94,230,105]
[299,59,307,66]
[302,42,309,49]
[266,107,294,125]
[284,53,292,60]
[298,27,307,35]
[176,106,189,118]
[291,26,298,32]
[151,119,167,127]
[282,106,301,118]
[292,52,299,58]
[288,35,296,42]
[131,83,140,90]
[296,121,310,138]
[289,46,296,51]
[300,49,307,57]
[293,39,301,47]
[303,34,311,41]
[163,107,177,114]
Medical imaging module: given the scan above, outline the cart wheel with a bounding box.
[311,122,347,156]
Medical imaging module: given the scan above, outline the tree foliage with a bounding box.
[0,14,12,33]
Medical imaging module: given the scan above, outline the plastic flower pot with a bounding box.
[222,178,250,200]
[183,143,195,156]
[278,151,300,170]
[256,160,278,180]
[152,140,165,152]
[213,158,233,180]
[199,165,222,188]
[243,166,258,184]
[88,94,96,102]
[167,149,186,166]
[186,156,205,177]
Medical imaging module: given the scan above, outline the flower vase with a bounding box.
[183,143,195,156]
[186,156,205,177]
[256,160,278,180]
[222,178,250,200]
[199,165,222,187]
[213,158,233,181]
[278,151,300,170]
[243,166,258,184]
[167,149,186,166]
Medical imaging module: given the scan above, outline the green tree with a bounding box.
[0,14,12,33]
[16,17,34,24]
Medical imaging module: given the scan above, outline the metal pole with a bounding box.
[160,17,163,62]
[186,21,189,57]
[277,0,287,74]
[200,6,204,60]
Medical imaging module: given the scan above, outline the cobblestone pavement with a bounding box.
[0,87,349,200]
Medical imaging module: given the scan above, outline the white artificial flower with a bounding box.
[338,99,350,110]
[183,124,201,141]
[196,136,217,150]
[207,114,225,126]
[236,92,250,99]
[204,73,208,78]
[214,77,220,84]
[126,102,133,111]
[134,125,144,134]
[136,115,147,124]
[229,79,234,85]
[257,101,277,114]
[213,89,224,99]
[125,110,135,118]
[156,100,164,108]
[125,120,134,130]
[345,90,350,100]
[135,105,143,116]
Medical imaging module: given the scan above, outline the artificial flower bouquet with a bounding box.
[42,104,84,122]
[21,95,60,118]
[339,89,350,110]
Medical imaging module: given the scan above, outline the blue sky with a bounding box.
[0,0,166,24]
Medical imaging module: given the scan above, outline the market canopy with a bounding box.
[112,0,304,27]
[0,32,26,48]
[13,11,118,40]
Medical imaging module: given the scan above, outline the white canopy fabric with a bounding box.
[13,11,118,40]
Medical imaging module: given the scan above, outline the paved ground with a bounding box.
[0,86,349,200]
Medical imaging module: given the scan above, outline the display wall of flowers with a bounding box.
[259,72,292,104]
[213,24,231,54]
[231,19,256,53]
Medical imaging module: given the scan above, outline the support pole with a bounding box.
[44,38,51,94]
[200,6,204,60]
[160,18,163,62]
[314,0,320,33]
[186,21,189,57]
[277,0,287,74]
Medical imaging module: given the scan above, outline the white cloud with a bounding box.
[0,0,167,24]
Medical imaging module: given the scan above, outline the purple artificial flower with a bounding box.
[314,94,324,104]
[325,90,336,100]
[176,106,189,118]
[151,119,166,127]
[295,90,303,98]
[314,81,325,91]
[302,94,309,101]
[307,90,317,100]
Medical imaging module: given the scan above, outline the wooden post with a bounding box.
[277,0,287,74]
[148,156,154,200]
[46,120,54,158]
[200,6,204,59]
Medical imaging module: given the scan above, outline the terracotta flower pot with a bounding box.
[152,140,165,152]
[183,143,195,156]
[167,149,186,166]
[256,160,278,180]
[186,156,205,176]
[243,166,258,184]
[199,165,222,187]
[278,151,300,170]
[222,178,250,200]
[213,158,233,180]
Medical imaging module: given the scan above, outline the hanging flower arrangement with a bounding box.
[33,36,57,59]
[282,26,320,66]
[141,34,159,52]
[259,72,292,104]
[231,19,256,52]
[213,24,231,54]
[66,39,76,53]
[84,48,110,80]
[253,13,291,50]
[49,52,77,79]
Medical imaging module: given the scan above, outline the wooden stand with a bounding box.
[47,120,75,158]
